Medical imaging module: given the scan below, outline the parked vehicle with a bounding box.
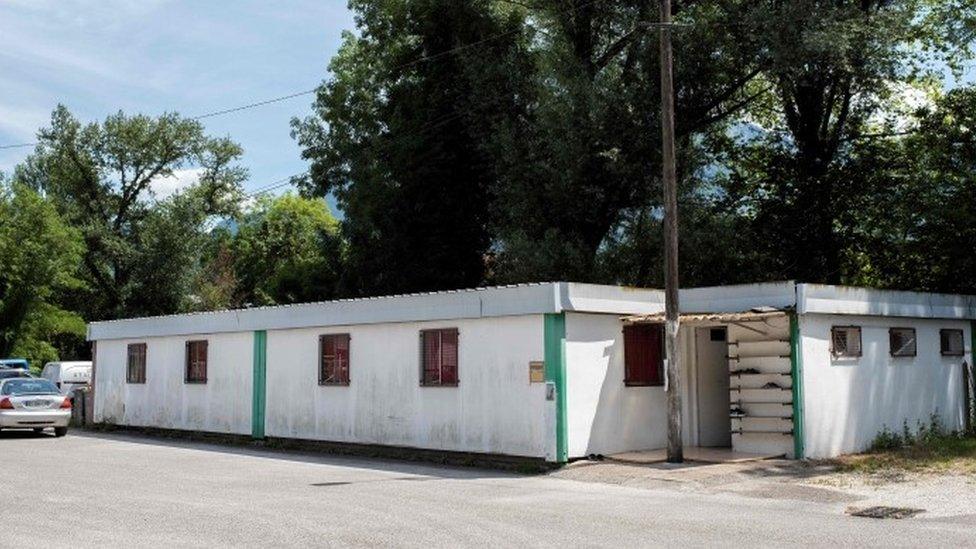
[41,361,92,394]
[0,370,35,380]
[0,359,29,372]
[0,378,71,436]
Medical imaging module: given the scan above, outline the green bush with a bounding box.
[869,426,904,452]
[870,415,974,454]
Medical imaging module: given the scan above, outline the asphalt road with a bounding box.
[1,430,972,547]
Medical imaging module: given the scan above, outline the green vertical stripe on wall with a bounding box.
[251,330,267,439]
[544,313,568,463]
[789,313,805,459]
[969,320,976,431]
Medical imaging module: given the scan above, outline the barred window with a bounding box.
[940,329,964,356]
[888,328,916,357]
[831,326,862,358]
[185,340,208,383]
[319,334,351,385]
[421,329,458,386]
[127,343,147,384]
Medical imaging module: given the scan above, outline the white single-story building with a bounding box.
[87,281,975,462]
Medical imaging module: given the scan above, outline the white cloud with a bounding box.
[0,103,48,142]
[151,168,202,199]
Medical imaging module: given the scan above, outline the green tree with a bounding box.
[296,1,780,288]
[16,105,246,319]
[293,0,530,295]
[843,87,976,293]
[488,0,771,282]
[722,0,976,283]
[190,229,239,312]
[232,193,342,305]
[0,180,85,366]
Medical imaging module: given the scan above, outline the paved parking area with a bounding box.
[1,430,973,547]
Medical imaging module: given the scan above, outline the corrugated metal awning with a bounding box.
[622,309,788,325]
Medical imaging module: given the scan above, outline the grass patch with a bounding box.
[832,417,976,476]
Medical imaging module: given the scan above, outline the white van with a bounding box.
[41,361,92,394]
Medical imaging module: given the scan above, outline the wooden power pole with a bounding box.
[659,0,683,463]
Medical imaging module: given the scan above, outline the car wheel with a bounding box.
[54,427,68,437]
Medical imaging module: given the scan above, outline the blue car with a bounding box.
[0,359,29,372]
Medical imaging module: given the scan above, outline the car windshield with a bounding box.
[0,371,30,379]
[1,379,59,396]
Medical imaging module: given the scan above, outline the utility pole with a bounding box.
[659,0,682,463]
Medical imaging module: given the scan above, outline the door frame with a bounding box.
[693,325,731,448]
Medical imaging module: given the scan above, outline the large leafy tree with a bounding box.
[843,87,976,293]
[0,180,85,366]
[721,0,976,283]
[293,0,529,295]
[488,0,771,282]
[232,193,343,306]
[17,106,246,319]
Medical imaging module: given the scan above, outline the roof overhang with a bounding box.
[87,282,666,341]
[622,309,789,325]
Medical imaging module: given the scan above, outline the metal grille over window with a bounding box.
[127,343,147,384]
[831,326,862,357]
[940,329,965,356]
[319,334,351,385]
[421,329,459,386]
[888,328,917,357]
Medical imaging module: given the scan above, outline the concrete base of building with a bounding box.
[86,423,556,473]
[607,447,785,465]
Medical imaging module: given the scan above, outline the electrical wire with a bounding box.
[0,0,613,151]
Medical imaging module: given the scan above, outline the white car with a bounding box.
[41,361,92,395]
[0,378,71,436]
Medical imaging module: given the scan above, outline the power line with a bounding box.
[191,89,318,120]
[0,142,36,150]
[246,175,296,197]
[0,0,613,151]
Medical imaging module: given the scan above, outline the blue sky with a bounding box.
[0,0,353,204]
[2,1,972,205]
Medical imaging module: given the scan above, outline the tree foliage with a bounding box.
[232,194,342,306]
[293,0,528,295]
[17,106,246,320]
[718,0,976,284]
[4,0,976,366]
[0,180,84,367]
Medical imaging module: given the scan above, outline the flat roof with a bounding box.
[87,282,665,341]
[87,281,976,341]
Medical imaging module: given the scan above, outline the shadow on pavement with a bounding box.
[0,429,57,439]
[68,428,533,480]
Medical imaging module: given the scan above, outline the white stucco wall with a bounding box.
[93,332,253,435]
[800,314,972,458]
[564,313,690,457]
[264,315,552,459]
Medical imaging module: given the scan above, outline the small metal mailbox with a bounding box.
[529,360,545,383]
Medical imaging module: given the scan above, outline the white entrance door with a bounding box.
[696,327,731,447]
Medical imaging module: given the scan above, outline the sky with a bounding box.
[0,0,354,205]
[2,1,972,205]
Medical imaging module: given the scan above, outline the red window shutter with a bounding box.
[647,326,663,385]
[422,331,441,385]
[200,341,208,382]
[440,329,458,384]
[624,324,663,386]
[185,341,193,382]
[336,334,350,383]
[623,325,639,383]
[325,335,337,382]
